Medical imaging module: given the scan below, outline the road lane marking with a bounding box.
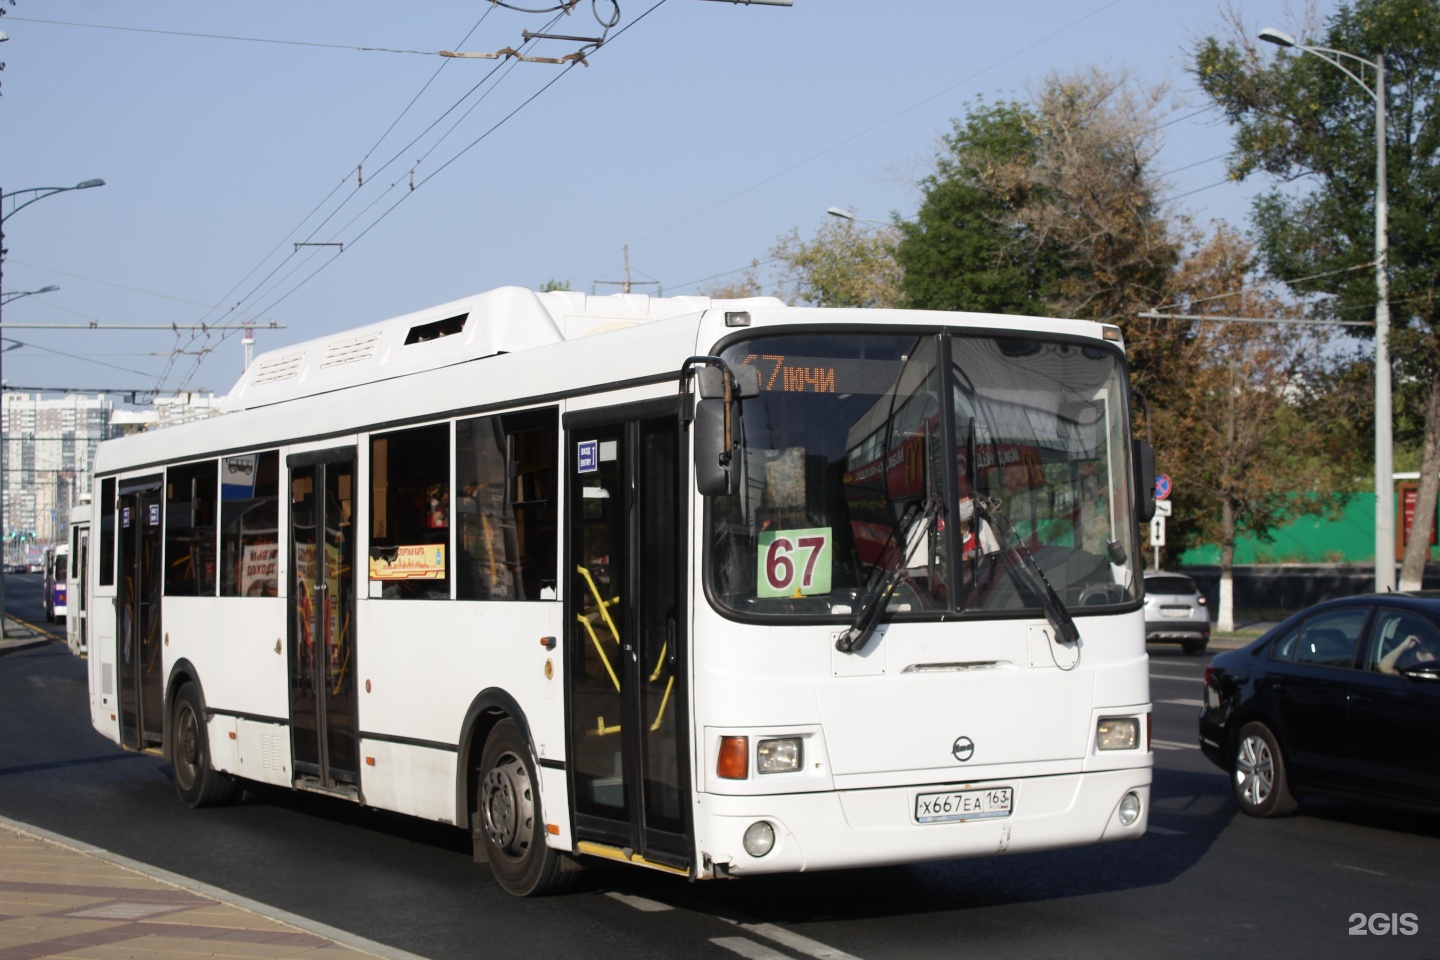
[735,922,863,960]
[712,938,793,960]
[1336,863,1387,877]
[605,892,673,912]
[1157,698,1203,707]
[1150,673,1202,682]
[1152,739,1199,751]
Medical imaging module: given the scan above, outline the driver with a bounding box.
[1378,632,1440,674]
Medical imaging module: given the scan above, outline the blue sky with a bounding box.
[2,0,1331,401]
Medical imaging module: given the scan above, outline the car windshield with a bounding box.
[706,331,1142,620]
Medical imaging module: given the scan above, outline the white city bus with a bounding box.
[86,285,1156,895]
[44,542,69,622]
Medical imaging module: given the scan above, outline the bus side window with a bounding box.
[99,477,116,587]
[164,460,219,597]
[455,409,557,601]
[369,423,451,599]
[220,451,280,598]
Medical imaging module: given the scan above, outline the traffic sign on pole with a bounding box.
[1154,500,1172,518]
[1154,473,1172,501]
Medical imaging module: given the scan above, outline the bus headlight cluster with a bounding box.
[743,821,776,857]
[756,737,802,774]
[1096,717,1139,751]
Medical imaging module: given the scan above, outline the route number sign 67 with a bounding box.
[757,528,833,598]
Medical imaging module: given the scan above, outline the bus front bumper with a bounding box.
[695,768,1150,877]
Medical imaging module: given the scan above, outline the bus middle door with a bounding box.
[565,400,691,871]
[287,448,359,794]
[116,476,164,752]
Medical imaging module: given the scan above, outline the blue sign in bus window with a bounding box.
[577,439,598,474]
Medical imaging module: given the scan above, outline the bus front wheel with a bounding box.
[172,683,238,808]
[475,719,577,896]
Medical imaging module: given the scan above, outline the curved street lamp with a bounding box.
[1,285,60,305]
[826,206,891,228]
[0,178,106,633]
[1259,27,1392,591]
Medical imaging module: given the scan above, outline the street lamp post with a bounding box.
[0,179,105,635]
[1259,28,1392,592]
[1,285,59,306]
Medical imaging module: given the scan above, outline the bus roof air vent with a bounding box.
[321,332,383,368]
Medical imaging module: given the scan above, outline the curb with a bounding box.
[0,814,432,960]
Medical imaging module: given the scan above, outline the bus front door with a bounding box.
[566,406,691,870]
[287,450,359,792]
[116,477,164,751]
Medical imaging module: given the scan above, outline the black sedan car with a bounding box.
[1200,593,1440,817]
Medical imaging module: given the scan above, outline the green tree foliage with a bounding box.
[769,219,902,308]
[896,70,1190,405]
[894,99,1056,316]
[1153,224,1363,581]
[1194,0,1440,584]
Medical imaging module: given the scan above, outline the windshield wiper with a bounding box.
[972,497,1080,646]
[836,495,943,655]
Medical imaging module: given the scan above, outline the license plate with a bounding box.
[1162,606,1190,617]
[914,786,1013,823]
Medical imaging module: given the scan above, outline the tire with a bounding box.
[475,719,577,896]
[1182,637,1208,656]
[1231,721,1297,818]
[171,682,238,808]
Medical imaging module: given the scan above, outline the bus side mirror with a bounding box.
[695,399,740,496]
[1133,439,1156,523]
[697,365,759,399]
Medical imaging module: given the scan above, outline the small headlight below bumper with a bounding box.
[1097,717,1140,751]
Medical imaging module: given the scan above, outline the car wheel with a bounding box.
[171,683,239,808]
[475,719,578,896]
[1231,722,1297,817]
[1183,638,1208,656]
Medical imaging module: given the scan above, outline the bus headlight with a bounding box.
[743,821,776,857]
[1096,717,1139,750]
[756,737,802,774]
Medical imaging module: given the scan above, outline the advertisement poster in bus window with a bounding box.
[241,542,279,597]
[368,544,447,580]
[294,542,343,664]
[757,528,832,598]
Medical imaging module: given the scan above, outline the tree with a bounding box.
[896,70,1193,407]
[1194,0,1440,588]
[1154,224,1363,627]
[769,219,902,308]
[894,98,1057,316]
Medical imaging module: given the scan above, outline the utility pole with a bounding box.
[594,245,659,296]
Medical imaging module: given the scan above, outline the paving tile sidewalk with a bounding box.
[0,818,426,960]
[0,618,60,657]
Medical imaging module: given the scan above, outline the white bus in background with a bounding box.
[44,542,68,623]
[68,500,92,656]
[85,285,1156,896]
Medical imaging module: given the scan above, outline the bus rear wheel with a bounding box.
[475,719,577,896]
[172,683,238,808]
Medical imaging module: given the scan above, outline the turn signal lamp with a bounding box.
[717,736,749,779]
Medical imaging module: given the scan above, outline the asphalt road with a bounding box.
[2,601,1437,960]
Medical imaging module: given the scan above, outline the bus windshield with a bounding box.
[706,332,1140,620]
